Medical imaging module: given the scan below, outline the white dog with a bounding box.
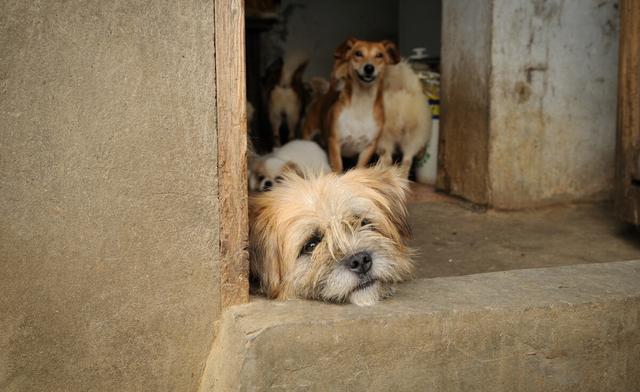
[249,140,331,192]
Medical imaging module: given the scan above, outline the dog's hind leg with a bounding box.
[376,137,394,167]
[399,143,424,179]
[269,111,282,147]
[399,157,413,179]
[286,110,299,142]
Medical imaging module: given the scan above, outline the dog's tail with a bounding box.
[279,52,309,88]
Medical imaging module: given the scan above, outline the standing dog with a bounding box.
[318,38,400,172]
[266,55,308,147]
[249,165,414,306]
[378,61,433,178]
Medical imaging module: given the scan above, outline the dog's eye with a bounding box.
[257,175,265,182]
[301,236,322,256]
[354,50,363,58]
[275,176,284,183]
[361,218,376,230]
[375,52,383,58]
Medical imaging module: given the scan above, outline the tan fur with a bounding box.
[377,61,433,178]
[267,56,308,147]
[249,165,414,306]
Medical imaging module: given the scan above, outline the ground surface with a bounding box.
[408,184,640,279]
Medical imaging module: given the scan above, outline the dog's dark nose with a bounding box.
[343,252,372,274]
[363,64,375,75]
[263,180,273,190]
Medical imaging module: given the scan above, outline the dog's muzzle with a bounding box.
[357,64,377,83]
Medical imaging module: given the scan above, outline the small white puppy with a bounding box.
[249,140,331,192]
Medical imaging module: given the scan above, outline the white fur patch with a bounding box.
[272,140,331,174]
[336,93,379,157]
[249,140,331,191]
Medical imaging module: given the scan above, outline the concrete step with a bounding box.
[200,260,640,392]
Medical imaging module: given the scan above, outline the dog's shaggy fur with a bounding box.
[249,165,414,306]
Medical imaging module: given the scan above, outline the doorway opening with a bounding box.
[237,0,640,301]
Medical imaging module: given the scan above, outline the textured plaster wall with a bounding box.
[489,0,619,208]
[0,1,219,391]
[441,0,619,208]
[440,0,493,204]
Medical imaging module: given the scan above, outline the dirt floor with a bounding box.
[408,184,640,279]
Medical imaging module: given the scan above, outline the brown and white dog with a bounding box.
[304,39,432,178]
[304,38,400,172]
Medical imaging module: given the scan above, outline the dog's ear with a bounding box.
[382,40,401,64]
[334,37,357,60]
[248,195,283,298]
[281,161,304,178]
[343,165,411,240]
[331,61,349,87]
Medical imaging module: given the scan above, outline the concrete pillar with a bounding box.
[441,0,619,208]
[0,1,219,390]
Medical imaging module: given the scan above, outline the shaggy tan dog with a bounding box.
[249,165,414,306]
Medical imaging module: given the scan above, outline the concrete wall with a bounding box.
[489,0,619,208]
[439,0,493,204]
[266,0,398,79]
[398,0,441,59]
[0,1,219,391]
[441,0,619,208]
[264,0,442,81]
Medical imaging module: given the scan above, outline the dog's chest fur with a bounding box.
[336,89,380,157]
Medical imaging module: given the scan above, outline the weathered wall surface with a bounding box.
[489,0,619,208]
[0,1,219,391]
[440,0,619,208]
[438,1,493,204]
